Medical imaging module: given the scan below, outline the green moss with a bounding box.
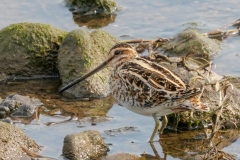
[162,29,221,58]
[65,0,117,15]
[0,22,67,76]
[58,29,118,98]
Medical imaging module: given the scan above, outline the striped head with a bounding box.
[106,43,139,67]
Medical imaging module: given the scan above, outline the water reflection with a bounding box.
[0,79,115,124]
[140,129,238,160]
[73,13,117,29]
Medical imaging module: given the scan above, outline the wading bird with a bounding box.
[59,43,209,142]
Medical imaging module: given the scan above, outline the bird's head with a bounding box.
[106,43,138,67]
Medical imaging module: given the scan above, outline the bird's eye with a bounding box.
[114,50,120,55]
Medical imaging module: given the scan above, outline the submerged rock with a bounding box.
[0,94,43,119]
[104,126,139,136]
[0,22,67,78]
[62,130,109,160]
[0,121,41,159]
[58,29,118,98]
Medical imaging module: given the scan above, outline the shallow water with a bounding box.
[0,0,240,159]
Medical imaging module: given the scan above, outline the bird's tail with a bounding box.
[189,97,210,112]
[172,96,210,113]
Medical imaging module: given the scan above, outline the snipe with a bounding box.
[59,43,209,142]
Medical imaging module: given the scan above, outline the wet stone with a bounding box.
[62,130,109,160]
[0,117,13,124]
[65,0,118,16]
[0,94,43,119]
[66,0,119,29]
[0,121,41,159]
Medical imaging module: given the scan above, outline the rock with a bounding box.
[0,22,67,78]
[62,130,109,160]
[65,0,118,28]
[162,29,221,58]
[65,0,118,16]
[0,94,43,119]
[0,121,41,159]
[58,29,118,98]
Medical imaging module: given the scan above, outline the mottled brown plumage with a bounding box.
[59,42,209,142]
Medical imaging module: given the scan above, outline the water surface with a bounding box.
[0,0,240,159]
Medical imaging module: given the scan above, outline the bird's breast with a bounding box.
[109,72,133,106]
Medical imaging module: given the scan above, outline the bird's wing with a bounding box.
[118,58,201,103]
[119,57,186,92]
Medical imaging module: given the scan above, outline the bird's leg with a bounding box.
[149,113,160,143]
[159,115,168,134]
[173,113,180,132]
[149,115,168,143]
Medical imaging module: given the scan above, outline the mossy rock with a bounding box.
[58,29,118,98]
[65,0,117,15]
[0,121,41,159]
[162,29,221,58]
[0,22,67,77]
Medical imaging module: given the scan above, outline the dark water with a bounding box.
[0,0,240,159]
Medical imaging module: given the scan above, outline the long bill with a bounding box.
[59,60,108,93]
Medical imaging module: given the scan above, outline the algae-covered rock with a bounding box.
[162,29,221,58]
[0,94,43,119]
[65,0,118,15]
[0,22,67,77]
[0,121,41,159]
[62,130,109,160]
[65,0,118,29]
[58,29,118,98]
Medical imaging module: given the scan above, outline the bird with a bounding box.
[59,42,209,142]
